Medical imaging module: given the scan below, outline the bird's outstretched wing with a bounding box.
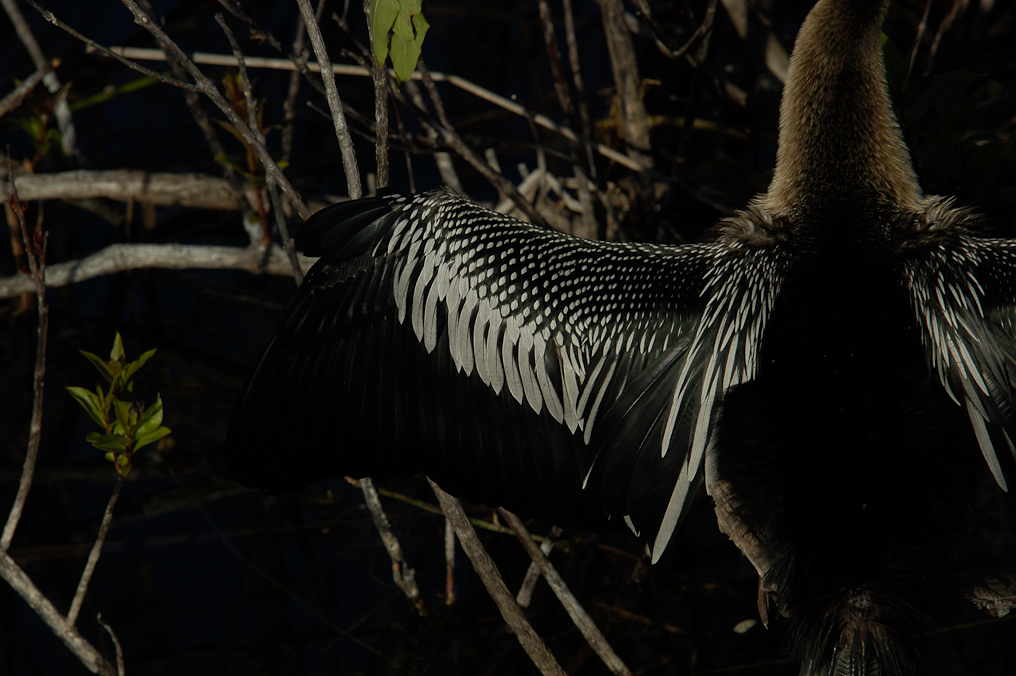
[902,210,1016,490]
[226,189,786,559]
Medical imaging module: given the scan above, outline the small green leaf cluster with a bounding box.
[371,0,430,84]
[66,332,171,477]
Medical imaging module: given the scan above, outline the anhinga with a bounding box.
[225,0,1015,673]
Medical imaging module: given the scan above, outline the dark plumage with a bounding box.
[225,0,1015,673]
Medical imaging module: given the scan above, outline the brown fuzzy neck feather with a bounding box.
[763,0,921,225]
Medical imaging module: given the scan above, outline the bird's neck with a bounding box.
[763,0,922,226]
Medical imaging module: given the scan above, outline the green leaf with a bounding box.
[110,331,126,362]
[67,386,108,428]
[114,398,137,435]
[136,395,164,437]
[79,349,114,383]
[390,11,429,83]
[121,348,157,388]
[88,432,130,453]
[371,0,400,66]
[392,8,414,42]
[135,426,171,452]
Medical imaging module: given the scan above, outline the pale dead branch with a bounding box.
[0,243,317,300]
[598,0,652,168]
[296,0,363,200]
[0,169,246,210]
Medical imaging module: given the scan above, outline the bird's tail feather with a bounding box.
[796,589,917,676]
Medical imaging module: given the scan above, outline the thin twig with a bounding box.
[216,14,261,141]
[96,613,125,676]
[1,174,48,553]
[358,477,424,614]
[3,0,78,155]
[115,0,311,219]
[295,0,363,200]
[109,46,652,174]
[67,477,124,626]
[363,0,390,190]
[440,124,547,226]
[925,0,963,76]
[516,526,561,607]
[537,0,572,117]
[215,11,306,284]
[268,184,304,284]
[282,15,310,164]
[0,66,49,120]
[562,0,599,239]
[499,509,632,676]
[25,0,199,92]
[216,0,287,53]
[409,66,462,190]
[428,480,566,676]
[0,242,316,299]
[909,0,934,78]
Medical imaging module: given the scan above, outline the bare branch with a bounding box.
[0,553,115,675]
[0,243,316,300]
[0,169,246,210]
[2,176,48,553]
[597,0,652,168]
[296,0,363,200]
[357,478,424,614]
[68,477,124,626]
[428,480,566,676]
[268,185,303,284]
[516,526,560,607]
[363,0,390,189]
[96,613,125,676]
[500,510,632,676]
[213,12,302,283]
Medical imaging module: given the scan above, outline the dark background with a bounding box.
[1,0,1015,674]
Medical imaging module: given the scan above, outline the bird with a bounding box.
[225,0,1016,673]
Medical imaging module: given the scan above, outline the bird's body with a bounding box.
[226,0,1015,673]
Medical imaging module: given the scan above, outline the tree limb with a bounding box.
[0,243,317,299]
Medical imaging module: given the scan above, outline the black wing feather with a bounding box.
[226,189,785,554]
